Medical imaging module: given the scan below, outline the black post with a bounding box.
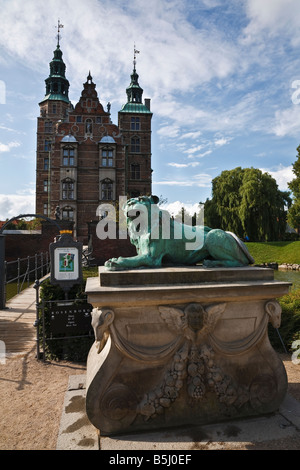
[0,235,5,310]
[33,279,41,360]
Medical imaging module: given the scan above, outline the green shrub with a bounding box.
[269,289,300,352]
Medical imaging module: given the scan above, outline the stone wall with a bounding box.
[278,263,300,270]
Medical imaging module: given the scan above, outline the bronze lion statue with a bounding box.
[104,195,254,270]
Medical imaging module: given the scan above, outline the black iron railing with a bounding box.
[4,252,50,304]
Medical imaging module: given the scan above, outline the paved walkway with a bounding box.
[0,284,37,356]
[57,374,300,451]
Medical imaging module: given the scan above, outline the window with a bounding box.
[62,178,74,200]
[62,206,74,221]
[44,157,49,170]
[63,147,75,166]
[43,203,48,215]
[96,117,102,124]
[131,164,140,179]
[101,148,113,167]
[44,121,52,133]
[52,104,57,114]
[44,140,51,151]
[131,137,140,153]
[131,117,140,131]
[43,180,48,192]
[76,116,82,123]
[101,179,113,200]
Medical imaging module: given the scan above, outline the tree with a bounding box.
[204,167,291,242]
[288,145,300,230]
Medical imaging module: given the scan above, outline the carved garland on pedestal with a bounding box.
[91,300,281,422]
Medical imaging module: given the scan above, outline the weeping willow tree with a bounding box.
[287,145,300,231]
[204,167,291,241]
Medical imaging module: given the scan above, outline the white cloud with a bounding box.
[272,106,300,137]
[183,145,205,155]
[0,0,239,101]
[154,172,211,188]
[180,131,202,140]
[160,200,203,217]
[215,137,230,147]
[260,164,294,191]
[244,0,300,44]
[168,162,200,168]
[0,193,35,220]
[157,125,180,139]
[0,141,20,153]
[154,180,194,187]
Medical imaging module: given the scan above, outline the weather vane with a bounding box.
[56,19,64,46]
[133,43,140,70]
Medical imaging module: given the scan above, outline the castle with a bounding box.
[35,30,152,243]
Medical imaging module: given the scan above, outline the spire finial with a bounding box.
[133,44,140,71]
[56,19,64,46]
[87,71,92,83]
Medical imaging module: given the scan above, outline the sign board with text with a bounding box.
[49,303,93,335]
[50,232,83,292]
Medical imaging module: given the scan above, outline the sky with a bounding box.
[0,0,300,220]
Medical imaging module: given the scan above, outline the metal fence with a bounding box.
[4,252,50,304]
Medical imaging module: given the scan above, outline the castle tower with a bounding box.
[35,22,72,218]
[118,47,152,198]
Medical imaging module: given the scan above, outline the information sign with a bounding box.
[49,303,93,335]
[49,231,83,292]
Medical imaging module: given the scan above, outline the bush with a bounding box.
[269,289,300,352]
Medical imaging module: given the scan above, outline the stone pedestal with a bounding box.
[85,266,290,436]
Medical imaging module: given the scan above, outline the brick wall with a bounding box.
[4,219,137,267]
[88,221,136,265]
[4,220,74,261]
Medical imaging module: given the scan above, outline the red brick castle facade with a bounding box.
[36,37,152,242]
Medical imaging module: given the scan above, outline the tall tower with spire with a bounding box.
[118,45,152,198]
[36,21,73,219]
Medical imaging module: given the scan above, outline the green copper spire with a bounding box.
[119,46,152,114]
[126,47,143,104]
[40,21,70,104]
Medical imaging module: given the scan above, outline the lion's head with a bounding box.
[123,195,159,241]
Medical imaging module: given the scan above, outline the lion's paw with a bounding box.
[104,257,126,271]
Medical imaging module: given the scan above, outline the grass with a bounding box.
[5,281,33,301]
[245,241,300,265]
[5,266,99,303]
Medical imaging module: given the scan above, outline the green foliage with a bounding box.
[287,145,300,229]
[270,289,300,352]
[39,267,98,361]
[204,167,291,241]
